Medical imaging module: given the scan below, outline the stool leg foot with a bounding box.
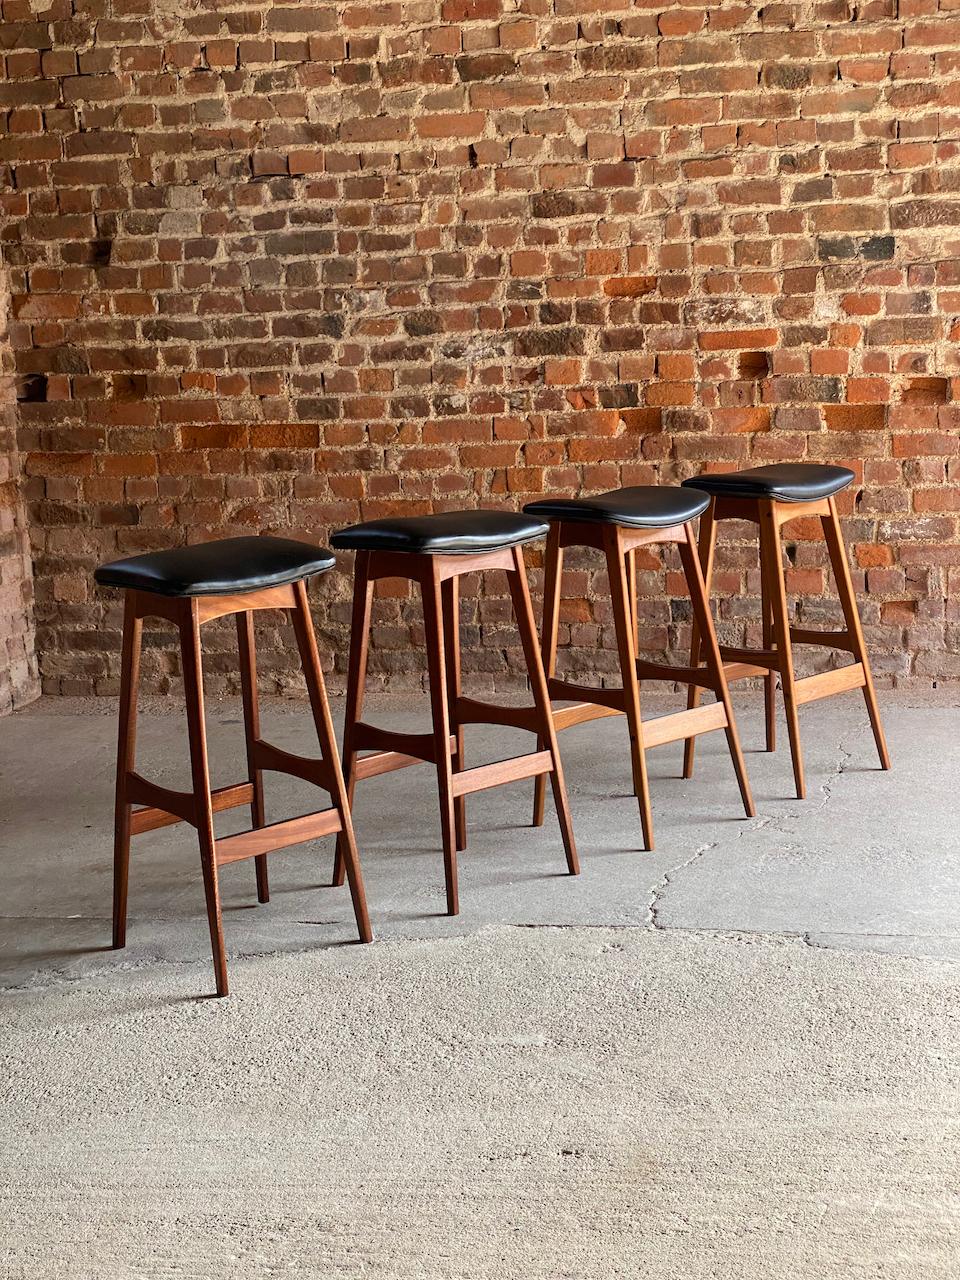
[760,504,806,800]
[821,499,891,771]
[679,525,755,819]
[682,507,715,781]
[112,594,142,950]
[237,610,269,904]
[604,529,654,851]
[442,578,467,853]
[423,571,460,915]
[291,581,372,944]
[508,547,579,875]
[333,555,373,889]
[180,602,229,997]
[532,525,563,829]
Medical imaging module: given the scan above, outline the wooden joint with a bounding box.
[252,739,333,792]
[635,659,719,690]
[454,696,541,734]
[789,627,857,653]
[353,722,440,763]
[547,677,626,714]
[719,645,780,671]
[129,780,253,836]
[351,735,457,781]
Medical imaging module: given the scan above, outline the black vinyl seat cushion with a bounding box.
[330,510,549,555]
[682,463,855,504]
[524,485,710,530]
[94,536,336,598]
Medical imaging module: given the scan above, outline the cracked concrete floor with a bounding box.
[1,689,959,1276]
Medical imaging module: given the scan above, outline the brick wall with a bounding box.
[0,269,39,714]
[3,0,959,696]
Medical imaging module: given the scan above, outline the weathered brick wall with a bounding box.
[2,0,958,695]
[0,270,39,714]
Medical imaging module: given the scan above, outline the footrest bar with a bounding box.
[215,808,342,866]
[451,750,553,798]
[724,661,774,682]
[130,781,252,836]
[552,701,624,731]
[642,701,728,749]
[795,662,865,706]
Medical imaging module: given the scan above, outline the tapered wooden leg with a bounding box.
[760,502,806,800]
[237,610,269,904]
[821,498,891,770]
[442,576,467,852]
[761,569,777,753]
[112,593,142,949]
[533,523,563,828]
[679,524,755,818]
[422,567,459,914]
[682,505,716,779]
[290,581,372,943]
[604,527,654,850]
[180,601,229,997]
[507,545,579,875]
[333,553,373,888]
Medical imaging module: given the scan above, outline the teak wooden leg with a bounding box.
[507,545,579,875]
[682,505,716,780]
[678,524,755,818]
[422,570,460,915]
[821,498,891,770]
[333,552,373,888]
[533,523,563,829]
[112,593,142,950]
[604,526,654,850]
[442,576,467,852]
[290,581,372,943]
[179,601,229,998]
[237,610,269,904]
[760,501,805,800]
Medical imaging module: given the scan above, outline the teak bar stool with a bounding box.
[95,536,372,996]
[523,486,755,850]
[328,510,579,914]
[680,463,891,799]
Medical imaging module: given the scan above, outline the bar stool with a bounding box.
[680,463,891,799]
[94,536,371,997]
[522,486,755,851]
[328,510,579,914]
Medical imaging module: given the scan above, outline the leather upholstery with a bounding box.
[94,536,335,598]
[524,485,710,530]
[682,463,855,504]
[331,510,548,555]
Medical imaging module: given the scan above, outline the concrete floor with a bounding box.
[1,688,959,1275]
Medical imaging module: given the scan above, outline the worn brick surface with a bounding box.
[0,272,39,713]
[2,0,959,697]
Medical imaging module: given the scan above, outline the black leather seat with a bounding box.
[94,536,335,597]
[331,510,548,555]
[682,463,854,504]
[524,485,710,529]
